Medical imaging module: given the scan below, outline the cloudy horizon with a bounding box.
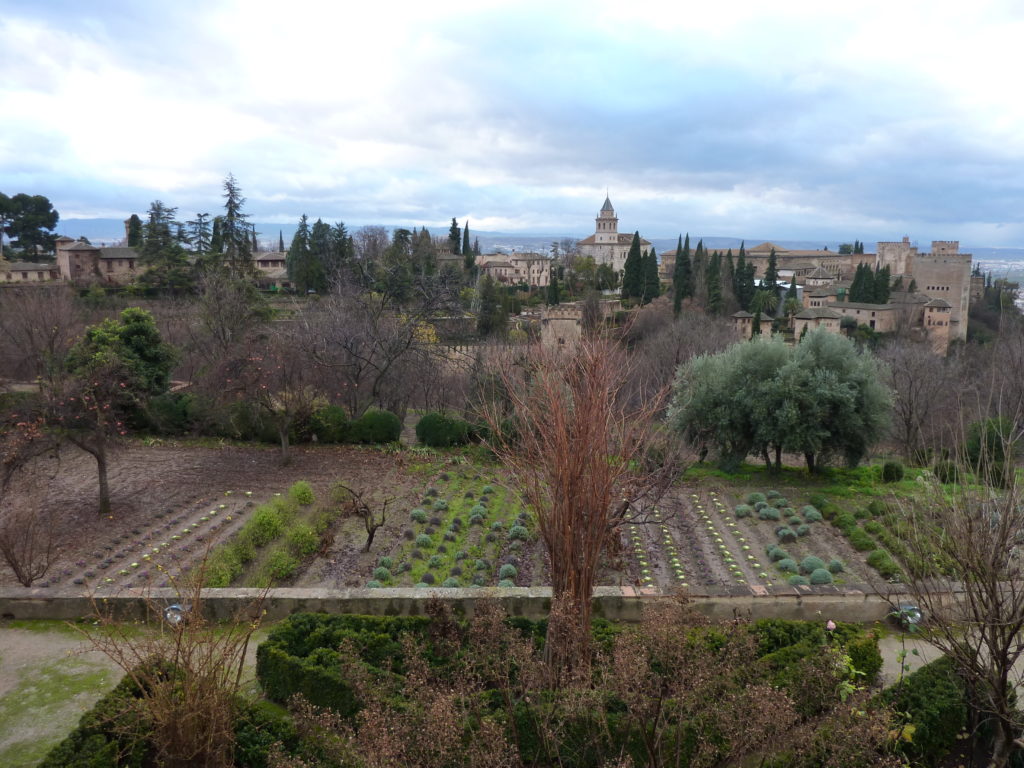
[3,0,1024,247]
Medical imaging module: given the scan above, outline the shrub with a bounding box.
[470,504,487,517]
[469,513,484,526]
[788,515,802,525]
[410,508,427,523]
[769,547,789,562]
[809,568,833,585]
[403,529,414,540]
[766,490,781,500]
[854,507,870,520]
[879,656,966,765]
[848,528,875,552]
[310,405,349,443]
[428,555,443,568]
[934,459,960,484]
[474,559,488,571]
[250,506,285,547]
[498,579,515,588]
[411,548,423,560]
[799,556,825,574]
[455,550,468,561]
[746,491,767,505]
[796,524,810,537]
[754,500,768,511]
[774,497,788,508]
[414,582,429,588]
[803,508,822,523]
[442,577,460,588]
[734,504,753,518]
[287,524,319,558]
[828,559,844,573]
[881,460,904,482]
[499,564,518,580]
[289,481,315,506]
[788,575,808,586]
[776,558,798,573]
[776,527,797,543]
[846,634,882,685]
[416,533,432,548]
[449,565,463,577]
[833,512,858,536]
[482,485,495,494]
[378,556,393,570]
[347,408,402,444]
[266,549,299,581]
[490,521,504,531]
[372,566,391,581]
[863,520,883,535]
[759,507,781,521]
[509,525,529,541]
[415,411,472,447]
[866,549,902,580]
[433,499,449,511]
[421,572,435,585]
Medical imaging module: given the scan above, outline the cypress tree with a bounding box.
[251,227,258,253]
[462,221,471,260]
[278,230,284,252]
[874,265,891,304]
[209,216,223,255]
[785,275,797,301]
[473,237,480,256]
[849,263,868,302]
[763,248,779,292]
[547,271,561,305]
[448,218,461,256]
[672,233,693,316]
[706,251,723,315]
[287,214,319,292]
[620,231,643,302]
[642,246,661,304]
[126,214,143,247]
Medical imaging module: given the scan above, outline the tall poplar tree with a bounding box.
[620,231,643,302]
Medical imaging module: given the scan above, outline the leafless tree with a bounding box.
[0,284,84,385]
[352,225,390,264]
[898,458,1024,767]
[189,269,272,370]
[482,339,684,672]
[332,482,392,552]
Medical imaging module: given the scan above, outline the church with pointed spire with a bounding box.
[576,194,650,274]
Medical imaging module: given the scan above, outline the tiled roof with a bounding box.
[98,247,138,260]
[601,195,615,213]
[795,307,842,320]
[925,298,952,308]
[3,261,56,271]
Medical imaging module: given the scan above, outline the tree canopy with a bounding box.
[0,192,59,256]
[669,329,891,472]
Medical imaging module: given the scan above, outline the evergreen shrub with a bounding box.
[809,568,833,585]
[310,405,349,443]
[347,409,401,443]
[289,481,315,506]
[734,504,753,518]
[415,411,472,447]
[800,556,825,574]
[759,507,781,521]
[828,559,844,573]
[746,492,767,505]
[788,575,808,586]
[881,460,904,482]
[776,558,798,573]
[410,508,427,523]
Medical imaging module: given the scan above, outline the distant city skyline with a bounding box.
[4,1,1024,247]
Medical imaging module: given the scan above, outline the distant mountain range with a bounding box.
[56,219,1024,278]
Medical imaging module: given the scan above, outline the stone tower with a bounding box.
[594,195,619,246]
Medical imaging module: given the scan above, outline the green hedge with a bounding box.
[416,411,473,447]
[878,655,966,765]
[347,408,402,444]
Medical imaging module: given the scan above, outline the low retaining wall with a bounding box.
[0,583,919,624]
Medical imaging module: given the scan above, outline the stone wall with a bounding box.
[0,583,928,625]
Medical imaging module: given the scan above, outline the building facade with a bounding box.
[577,196,650,274]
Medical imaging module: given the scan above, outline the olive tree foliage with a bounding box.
[669,329,891,472]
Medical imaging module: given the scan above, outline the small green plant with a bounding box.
[482,485,494,494]
[378,556,393,570]
[469,513,484,526]
[788,575,809,586]
[421,572,436,585]
[800,556,826,574]
[442,577,460,588]
[455,550,468,561]
[266,549,299,581]
[776,527,797,543]
[759,507,781,521]
[372,566,391,581]
[474,559,488,571]
[428,555,443,568]
[809,568,833,585]
[498,564,518,580]
[366,580,382,588]
[433,499,449,511]
[289,481,315,506]
[881,460,905,482]
[250,506,284,547]
[769,547,789,562]
[410,508,428,523]
[828,558,844,573]
[796,524,810,537]
[416,533,432,548]
[509,525,529,541]
[470,504,487,517]
[490,521,504,531]
[766,490,781,500]
[734,504,753,518]
[849,528,875,552]
[498,579,515,588]
[746,492,766,505]
[777,558,798,573]
[287,524,318,558]
[788,515,802,526]
[802,507,822,523]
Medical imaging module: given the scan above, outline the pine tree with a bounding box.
[220,174,252,275]
[706,251,723,316]
[286,214,317,293]
[126,214,143,247]
[620,231,643,302]
[139,200,191,293]
[186,213,211,254]
[642,246,661,304]
[448,218,461,256]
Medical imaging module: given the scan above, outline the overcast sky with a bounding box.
[3,0,1024,246]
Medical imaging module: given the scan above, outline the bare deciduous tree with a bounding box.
[482,339,684,671]
[0,284,84,384]
[332,482,392,552]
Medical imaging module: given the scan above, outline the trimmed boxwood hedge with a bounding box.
[346,408,402,444]
[415,411,473,447]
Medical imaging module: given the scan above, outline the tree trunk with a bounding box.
[804,452,816,473]
[761,446,772,472]
[774,445,782,473]
[989,720,1015,768]
[278,425,290,465]
[96,442,111,516]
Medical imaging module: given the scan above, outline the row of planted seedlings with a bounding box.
[68,490,259,590]
[702,489,774,587]
[735,490,846,586]
[367,472,532,589]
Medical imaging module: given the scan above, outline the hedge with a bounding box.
[878,655,966,765]
[347,408,402,444]
[416,411,473,447]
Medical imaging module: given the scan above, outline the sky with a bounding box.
[3,0,1024,247]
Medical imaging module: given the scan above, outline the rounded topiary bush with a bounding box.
[796,524,810,537]
[499,563,518,580]
[366,580,382,588]
[433,499,448,511]
[428,555,443,568]
[800,556,826,574]
[410,508,427,523]
[347,408,402,444]
[372,566,391,581]
[803,508,822,523]
[509,524,529,541]
[882,460,905,483]
[809,568,833,585]
[776,527,797,543]
[289,481,315,506]
[769,547,789,562]
[734,504,753,518]
[754,500,768,512]
[747,492,767,505]
[415,411,472,447]
[776,558,798,573]
[766,490,781,500]
[416,533,432,548]
[498,579,515,588]
[442,577,460,588]
[470,504,487,517]
[828,558,845,574]
[378,556,393,570]
[788,575,809,586]
[788,515,802,526]
[421,572,435,585]
[759,507,781,521]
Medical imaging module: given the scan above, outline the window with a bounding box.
[21,272,28,279]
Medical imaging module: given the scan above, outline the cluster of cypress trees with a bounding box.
[848,263,891,304]
[620,232,660,305]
